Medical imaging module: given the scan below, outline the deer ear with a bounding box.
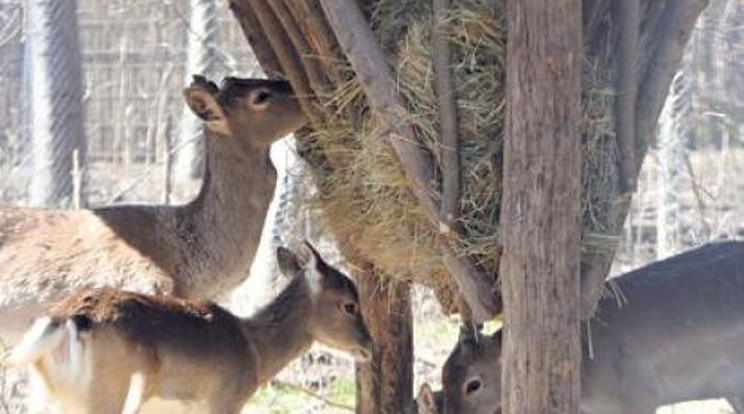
[416,383,437,413]
[298,241,322,294]
[276,247,302,278]
[183,87,229,135]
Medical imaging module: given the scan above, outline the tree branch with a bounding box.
[635,0,709,161]
[615,0,639,193]
[579,0,710,318]
[433,0,461,230]
[320,0,500,322]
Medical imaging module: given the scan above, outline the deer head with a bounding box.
[277,242,373,361]
[442,327,502,414]
[184,75,305,149]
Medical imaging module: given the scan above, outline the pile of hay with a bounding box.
[302,0,617,311]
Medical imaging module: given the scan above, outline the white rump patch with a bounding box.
[8,317,59,365]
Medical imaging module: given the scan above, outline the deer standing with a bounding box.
[0,76,305,342]
[5,242,372,414]
[441,241,744,414]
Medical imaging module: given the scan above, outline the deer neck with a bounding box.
[179,131,277,297]
[240,278,315,385]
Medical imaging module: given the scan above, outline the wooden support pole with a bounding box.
[501,1,583,413]
[354,264,413,414]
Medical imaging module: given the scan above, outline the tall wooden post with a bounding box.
[355,263,413,414]
[500,1,583,413]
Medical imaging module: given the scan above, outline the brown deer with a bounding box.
[441,241,744,414]
[0,76,305,342]
[5,242,373,414]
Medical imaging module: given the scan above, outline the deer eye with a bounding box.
[464,378,482,395]
[343,302,357,316]
[251,89,272,107]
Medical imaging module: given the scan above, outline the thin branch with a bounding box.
[320,0,500,322]
[433,0,461,229]
[615,0,639,193]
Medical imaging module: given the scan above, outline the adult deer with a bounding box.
[0,76,305,342]
[5,242,372,414]
[441,241,744,414]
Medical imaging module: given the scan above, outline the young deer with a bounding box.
[0,76,305,342]
[5,242,373,414]
[441,241,744,414]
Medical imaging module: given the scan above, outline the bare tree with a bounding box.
[23,0,85,207]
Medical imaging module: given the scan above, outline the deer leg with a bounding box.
[121,371,148,414]
[83,368,134,414]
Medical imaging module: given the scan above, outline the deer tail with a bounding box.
[7,316,87,380]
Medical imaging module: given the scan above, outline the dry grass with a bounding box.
[300,0,618,310]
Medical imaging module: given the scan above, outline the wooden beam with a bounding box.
[354,264,413,414]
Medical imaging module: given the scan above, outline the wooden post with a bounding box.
[500,1,582,413]
[354,263,413,414]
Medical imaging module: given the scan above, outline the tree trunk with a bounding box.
[500,1,582,414]
[175,0,217,186]
[24,0,86,208]
[355,264,413,414]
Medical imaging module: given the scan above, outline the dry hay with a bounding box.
[301,0,617,311]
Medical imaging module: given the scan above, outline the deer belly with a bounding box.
[646,327,744,404]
